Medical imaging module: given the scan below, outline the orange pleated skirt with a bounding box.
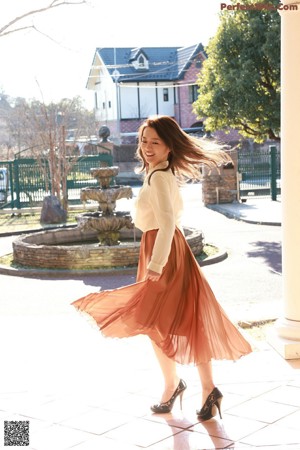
[72,228,252,365]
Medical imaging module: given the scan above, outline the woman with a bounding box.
[72,115,252,420]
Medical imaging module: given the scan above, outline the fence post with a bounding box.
[8,161,15,208]
[13,159,21,209]
[270,145,277,201]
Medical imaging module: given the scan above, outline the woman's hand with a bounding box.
[146,269,161,282]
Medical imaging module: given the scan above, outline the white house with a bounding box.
[86,44,206,142]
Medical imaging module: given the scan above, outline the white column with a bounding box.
[268,2,300,359]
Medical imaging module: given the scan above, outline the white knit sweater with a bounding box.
[133,161,183,274]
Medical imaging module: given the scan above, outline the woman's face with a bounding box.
[140,126,170,168]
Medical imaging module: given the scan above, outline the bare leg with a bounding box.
[197,361,215,405]
[151,340,180,402]
[151,340,215,406]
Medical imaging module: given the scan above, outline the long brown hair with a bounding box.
[136,115,232,183]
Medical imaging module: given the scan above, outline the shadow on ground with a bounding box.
[247,241,282,274]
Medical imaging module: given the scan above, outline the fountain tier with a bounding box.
[80,185,132,214]
[78,166,133,245]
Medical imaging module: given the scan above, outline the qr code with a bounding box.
[4,421,29,446]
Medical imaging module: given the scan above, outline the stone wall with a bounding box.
[201,148,238,205]
[13,226,204,270]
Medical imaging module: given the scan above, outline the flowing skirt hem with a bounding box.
[72,229,252,365]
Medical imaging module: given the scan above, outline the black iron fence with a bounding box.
[0,145,281,209]
[0,154,113,209]
[238,145,281,200]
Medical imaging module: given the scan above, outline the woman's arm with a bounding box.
[147,172,176,275]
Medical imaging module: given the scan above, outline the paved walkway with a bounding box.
[209,198,282,226]
[1,191,299,449]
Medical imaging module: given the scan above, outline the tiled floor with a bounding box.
[0,183,289,448]
[0,311,300,449]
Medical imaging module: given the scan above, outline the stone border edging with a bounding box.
[0,224,227,278]
[0,248,228,278]
[0,223,77,238]
[200,249,228,266]
[0,262,138,278]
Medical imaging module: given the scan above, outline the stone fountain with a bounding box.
[77,166,133,245]
[12,165,205,271]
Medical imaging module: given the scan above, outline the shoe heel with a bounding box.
[150,379,187,414]
[196,387,223,421]
[215,398,222,419]
[179,391,184,410]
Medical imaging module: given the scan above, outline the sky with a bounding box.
[0,0,223,109]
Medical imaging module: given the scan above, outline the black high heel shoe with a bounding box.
[196,387,223,421]
[151,379,187,413]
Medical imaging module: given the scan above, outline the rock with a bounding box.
[40,195,67,224]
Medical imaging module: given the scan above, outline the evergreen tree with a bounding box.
[194,0,280,142]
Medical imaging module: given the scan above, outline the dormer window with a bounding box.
[131,51,149,70]
[138,55,146,68]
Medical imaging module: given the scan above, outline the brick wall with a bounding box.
[120,119,142,134]
[13,226,204,270]
[202,148,238,205]
[175,61,202,128]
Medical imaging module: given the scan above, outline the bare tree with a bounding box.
[0,1,93,209]
[6,96,96,209]
[0,0,87,38]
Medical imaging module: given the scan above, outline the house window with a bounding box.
[189,85,198,103]
[138,55,145,68]
[108,101,111,108]
[132,53,149,70]
[163,88,169,102]
[102,102,106,109]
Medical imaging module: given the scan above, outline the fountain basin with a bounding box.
[80,185,132,214]
[12,227,204,270]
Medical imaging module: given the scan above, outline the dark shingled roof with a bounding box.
[96,44,205,83]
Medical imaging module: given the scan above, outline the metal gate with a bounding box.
[0,154,113,209]
[238,145,281,200]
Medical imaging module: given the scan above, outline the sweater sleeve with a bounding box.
[147,172,176,274]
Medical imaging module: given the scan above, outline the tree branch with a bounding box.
[237,120,280,142]
[237,120,260,137]
[0,25,35,38]
[0,1,86,37]
[267,128,281,142]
